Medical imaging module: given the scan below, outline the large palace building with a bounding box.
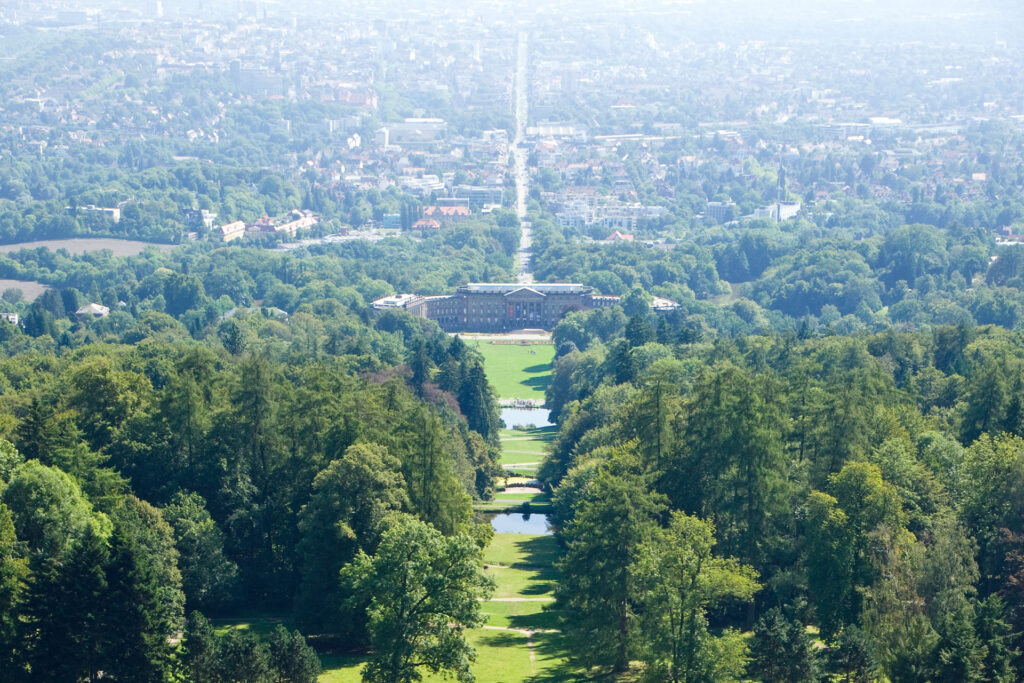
[372,283,679,332]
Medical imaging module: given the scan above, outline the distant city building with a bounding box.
[371,294,421,310]
[69,205,121,223]
[254,210,320,238]
[422,205,471,223]
[752,201,801,223]
[454,186,504,209]
[387,118,447,145]
[229,61,285,97]
[437,197,471,208]
[183,209,217,230]
[706,201,737,223]
[325,116,362,135]
[818,122,871,140]
[525,123,587,142]
[373,282,678,332]
[601,230,634,242]
[76,303,110,320]
[554,197,666,231]
[218,220,246,242]
[412,218,441,230]
[275,210,319,237]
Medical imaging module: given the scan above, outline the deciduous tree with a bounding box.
[634,511,759,683]
[296,443,406,637]
[556,462,665,674]
[341,514,493,683]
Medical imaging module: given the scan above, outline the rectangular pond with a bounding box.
[487,512,552,535]
[501,407,553,429]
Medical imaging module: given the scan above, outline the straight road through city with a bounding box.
[513,32,533,284]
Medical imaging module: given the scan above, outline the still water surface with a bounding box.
[500,407,553,429]
[489,512,552,535]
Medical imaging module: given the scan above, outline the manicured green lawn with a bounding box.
[495,492,550,503]
[503,472,543,482]
[487,565,557,599]
[530,631,576,681]
[480,600,561,630]
[484,534,560,572]
[319,627,572,682]
[500,451,544,466]
[501,443,548,456]
[501,437,551,454]
[474,342,555,400]
[501,425,556,468]
[317,653,369,683]
[211,615,293,637]
[319,630,536,682]
[501,440,550,453]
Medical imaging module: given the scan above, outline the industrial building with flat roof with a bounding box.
[372,283,678,332]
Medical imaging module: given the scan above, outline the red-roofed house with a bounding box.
[422,205,472,224]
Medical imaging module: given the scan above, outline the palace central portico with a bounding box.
[372,282,679,332]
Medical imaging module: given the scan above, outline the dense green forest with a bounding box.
[542,307,1024,680]
[0,226,1023,680]
[0,240,508,681]
[528,209,1024,338]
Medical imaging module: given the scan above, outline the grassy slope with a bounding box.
[474,342,555,400]
[499,452,544,466]
[499,426,556,468]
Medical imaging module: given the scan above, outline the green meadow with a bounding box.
[473,342,555,400]
[499,426,556,469]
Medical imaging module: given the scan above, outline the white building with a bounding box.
[76,303,110,320]
[752,201,801,223]
[218,220,246,242]
[388,118,447,144]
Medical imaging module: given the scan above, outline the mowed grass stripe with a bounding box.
[480,600,561,631]
[500,425,556,468]
[500,440,549,454]
[501,451,543,466]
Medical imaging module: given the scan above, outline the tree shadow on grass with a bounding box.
[522,363,553,374]
[511,535,560,596]
[318,651,370,672]
[521,375,551,391]
[511,535,560,569]
[520,580,556,596]
[476,630,525,649]
[507,608,561,632]
[210,615,290,637]
[507,426,557,441]
[527,632,587,682]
